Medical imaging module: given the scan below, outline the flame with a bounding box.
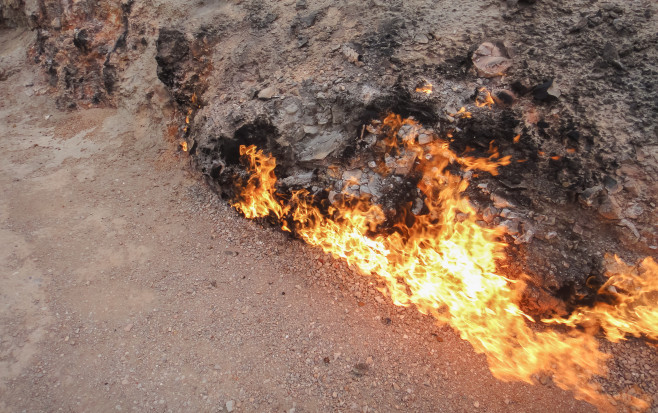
[513,134,521,143]
[180,141,188,152]
[545,256,658,342]
[449,107,472,119]
[231,115,657,410]
[233,144,288,220]
[475,87,495,108]
[416,81,433,95]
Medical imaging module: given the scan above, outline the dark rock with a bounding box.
[532,79,557,102]
[155,29,189,88]
[598,195,622,220]
[579,185,603,207]
[73,28,91,53]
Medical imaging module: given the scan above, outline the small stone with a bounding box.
[598,195,622,220]
[533,79,558,102]
[226,400,235,412]
[579,185,603,207]
[303,125,319,135]
[415,33,429,44]
[394,151,417,175]
[500,220,519,235]
[351,363,369,377]
[473,401,480,408]
[297,37,309,48]
[491,194,513,209]
[284,104,299,114]
[472,42,512,78]
[124,323,133,332]
[547,81,561,98]
[418,133,432,145]
[258,86,277,100]
[493,90,516,106]
[625,203,644,219]
[342,169,363,183]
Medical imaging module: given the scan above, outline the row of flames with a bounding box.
[230,114,657,411]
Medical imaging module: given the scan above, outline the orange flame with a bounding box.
[545,256,658,343]
[475,87,495,108]
[233,145,288,220]
[416,82,433,95]
[180,141,188,152]
[450,107,472,119]
[231,116,657,411]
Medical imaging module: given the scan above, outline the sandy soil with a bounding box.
[0,28,643,413]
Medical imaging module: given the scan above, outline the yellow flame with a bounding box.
[180,141,188,152]
[231,115,657,411]
[233,145,288,220]
[545,256,658,342]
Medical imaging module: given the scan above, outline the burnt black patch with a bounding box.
[155,29,189,88]
[362,17,406,58]
[222,117,279,165]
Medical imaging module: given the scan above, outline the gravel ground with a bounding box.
[0,27,656,413]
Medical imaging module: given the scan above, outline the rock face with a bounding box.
[2,0,157,109]
[3,0,658,314]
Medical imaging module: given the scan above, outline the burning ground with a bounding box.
[1,0,658,411]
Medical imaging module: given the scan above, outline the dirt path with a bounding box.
[0,28,599,413]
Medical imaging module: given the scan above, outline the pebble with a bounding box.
[258,86,277,100]
[226,400,235,412]
[284,104,299,114]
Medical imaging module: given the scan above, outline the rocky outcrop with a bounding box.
[154,0,657,315]
[4,0,657,315]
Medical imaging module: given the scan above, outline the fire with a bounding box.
[232,144,288,220]
[180,141,188,152]
[545,256,658,342]
[231,115,657,410]
[416,81,433,95]
[475,87,495,108]
[449,107,472,119]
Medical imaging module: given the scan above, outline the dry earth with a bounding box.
[1,25,656,413]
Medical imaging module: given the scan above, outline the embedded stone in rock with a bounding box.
[342,169,363,183]
[297,131,343,161]
[280,171,315,187]
[418,133,432,145]
[598,195,622,220]
[258,86,277,100]
[471,42,513,78]
[393,151,417,175]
